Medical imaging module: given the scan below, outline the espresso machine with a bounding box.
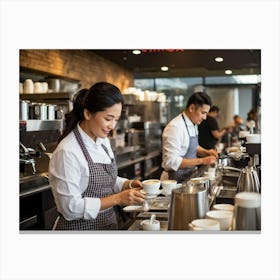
[19,119,63,177]
[244,142,261,184]
[19,119,64,230]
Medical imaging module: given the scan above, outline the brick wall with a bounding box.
[20,49,134,92]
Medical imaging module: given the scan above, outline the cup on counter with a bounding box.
[206,210,233,230]
[188,219,220,231]
[142,179,161,194]
[161,179,177,195]
[140,219,160,231]
[213,203,234,212]
[208,167,216,180]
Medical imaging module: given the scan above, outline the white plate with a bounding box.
[140,189,161,198]
[123,205,143,212]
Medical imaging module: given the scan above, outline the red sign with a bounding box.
[141,49,184,53]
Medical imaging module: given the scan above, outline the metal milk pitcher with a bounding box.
[236,166,260,193]
[234,192,261,230]
[168,182,209,230]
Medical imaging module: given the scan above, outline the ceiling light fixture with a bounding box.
[225,70,232,75]
[132,50,141,55]
[215,57,224,62]
[161,66,169,71]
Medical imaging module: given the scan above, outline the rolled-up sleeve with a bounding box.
[114,176,127,192]
[162,123,187,172]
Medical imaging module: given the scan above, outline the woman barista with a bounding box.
[49,82,145,230]
[160,91,218,183]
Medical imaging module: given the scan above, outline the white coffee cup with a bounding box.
[206,210,233,230]
[161,179,177,195]
[142,179,161,194]
[208,167,216,180]
[34,82,43,93]
[140,219,160,231]
[213,203,234,212]
[19,82,23,94]
[189,219,220,231]
[41,82,49,93]
[23,79,34,94]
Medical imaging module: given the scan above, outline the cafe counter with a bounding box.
[126,164,241,231]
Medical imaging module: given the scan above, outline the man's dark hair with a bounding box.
[209,105,220,113]
[186,91,212,109]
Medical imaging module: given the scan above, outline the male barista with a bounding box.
[160,91,218,183]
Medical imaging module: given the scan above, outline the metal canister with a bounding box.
[47,104,56,120]
[234,192,261,230]
[47,78,60,92]
[55,107,65,119]
[29,102,40,119]
[39,103,48,120]
[168,183,209,230]
[20,100,30,120]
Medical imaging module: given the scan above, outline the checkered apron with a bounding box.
[54,127,118,230]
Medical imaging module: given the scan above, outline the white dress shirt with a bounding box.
[160,112,198,180]
[48,124,127,221]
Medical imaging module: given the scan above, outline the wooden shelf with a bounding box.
[20,92,75,101]
[20,67,80,83]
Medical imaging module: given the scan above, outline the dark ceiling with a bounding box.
[92,49,261,78]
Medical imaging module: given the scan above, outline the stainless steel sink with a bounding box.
[220,172,239,188]
[212,170,240,205]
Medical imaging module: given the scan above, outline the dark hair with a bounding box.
[186,91,212,109]
[58,82,123,143]
[247,108,257,121]
[209,105,220,113]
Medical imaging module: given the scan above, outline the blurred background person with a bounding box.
[246,108,258,133]
[221,114,245,147]
[231,115,246,144]
[198,105,227,150]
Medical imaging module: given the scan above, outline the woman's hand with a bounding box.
[117,189,145,206]
[130,179,142,189]
[100,187,145,210]
[122,179,143,190]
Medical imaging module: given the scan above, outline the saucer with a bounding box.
[140,189,161,198]
[123,205,143,212]
[161,190,171,196]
